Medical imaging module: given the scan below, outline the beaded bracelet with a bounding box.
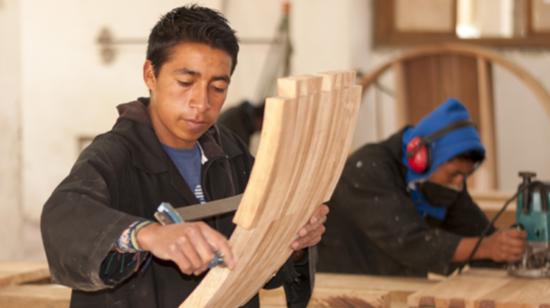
[130,220,155,251]
[115,220,154,253]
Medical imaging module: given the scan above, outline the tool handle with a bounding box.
[154,202,225,268]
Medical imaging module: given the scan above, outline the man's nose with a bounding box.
[452,175,466,191]
[189,84,210,112]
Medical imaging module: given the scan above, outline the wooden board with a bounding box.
[181,71,362,307]
[0,284,70,308]
[260,286,390,308]
[0,262,50,288]
[260,273,436,308]
[0,262,436,308]
[407,268,550,308]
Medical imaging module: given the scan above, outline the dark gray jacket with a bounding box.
[41,98,310,308]
[317,129,492,276]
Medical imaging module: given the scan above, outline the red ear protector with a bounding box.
[406,120,475,173]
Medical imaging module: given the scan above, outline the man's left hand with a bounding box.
[291,204,329,251]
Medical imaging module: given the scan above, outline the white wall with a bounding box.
[0,0,22,260]
[492,51,550,189]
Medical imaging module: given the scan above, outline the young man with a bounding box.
[318,99,526,276]
[41,5,328,307]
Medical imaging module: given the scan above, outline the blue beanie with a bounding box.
[402,98,485,184]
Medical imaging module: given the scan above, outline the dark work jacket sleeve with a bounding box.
[41,135,141,291]
[333,148,462,275]
[440,188,494,237]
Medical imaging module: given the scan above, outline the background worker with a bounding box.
[318,98,526,276]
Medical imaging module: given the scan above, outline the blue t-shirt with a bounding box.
[162,143,206,203]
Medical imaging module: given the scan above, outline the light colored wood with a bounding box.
[0,262,50,288]
[260,287,390,308]
[260,273,436,308]
[362,43,550,121]
[475,57,498,190]
[0,265,434,308]
[0,262,70,308]
[0,284,70,308]
[232,96,297,229]
[407,268,550,308]
[308,288,389,308]
[393,61,408,129]
[532,0,550,32]
[394,0,455,33]
[181,71,362,307]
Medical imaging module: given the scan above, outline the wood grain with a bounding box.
[181,71,361,307]
[0,262,50,288]
[407,268,550,308]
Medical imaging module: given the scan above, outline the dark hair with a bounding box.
[454,150,485,164]
[146,5,239,76]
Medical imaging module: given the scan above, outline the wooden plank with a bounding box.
[407,268,550,308]
[181,71,361,307]
[314,273,436,293]
[0,262,50,288]
[0,284,70,308]
[393,61,408,127]
[260,273,435,308]
[474,57,498,190]
[0,263,436,308]
[402,54,480,126]
[308,288,389,308]
[232,96,296,229]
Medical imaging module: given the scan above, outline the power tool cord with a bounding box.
[457,183,531,274]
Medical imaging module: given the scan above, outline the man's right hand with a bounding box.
[482,228,527,262]
[136,222,235,276]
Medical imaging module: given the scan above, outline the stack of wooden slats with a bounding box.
[182,71,362,307]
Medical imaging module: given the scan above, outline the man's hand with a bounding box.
[137,222,235,276]
[482,228,527,262]
[291,204,329,251]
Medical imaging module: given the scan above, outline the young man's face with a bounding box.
[428,158,476,191]
[144,42,232,148]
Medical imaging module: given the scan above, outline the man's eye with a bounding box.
[177,81,192,87]
[211,84,227,93]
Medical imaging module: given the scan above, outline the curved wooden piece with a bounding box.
[181,71,361,307]
[361,42,550,120]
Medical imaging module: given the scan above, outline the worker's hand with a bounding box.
[483,228,527,262]
[137,222,235,276]
[291,204,329,251]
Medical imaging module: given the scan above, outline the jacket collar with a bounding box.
[113,98,244,174]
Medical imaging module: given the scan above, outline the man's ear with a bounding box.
[143,60,156,91]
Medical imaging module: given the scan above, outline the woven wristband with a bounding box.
[130,220,155,252]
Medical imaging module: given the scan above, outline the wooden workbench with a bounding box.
[0,262,434,308]
[4,263,546,307]
[260,273,436,307]
[0,262,70,308]
[408,268,550,308]
[0,262,50,288]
